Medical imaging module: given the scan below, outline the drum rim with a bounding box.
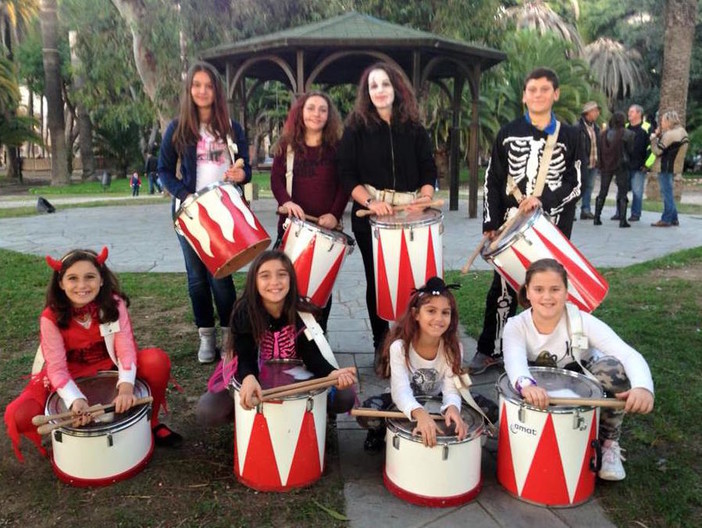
[496,366,603,413]
[284,216,355,246]
[481,207,544,259]
[229,359,329,399]
[175,180,242,219]
[45,372,151,436]
[386,395,484,443]
[369,207,444,229]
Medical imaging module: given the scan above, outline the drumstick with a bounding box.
[549,397,626,409]
[260,371,352,397]
[460,234,489,275]
[355,199,445,217]
[248,377,344,407]
[351,408,445,420]
[37,409,106,435]
[233,158,244,169]
[33,396,154,428]
[276,206,320,224]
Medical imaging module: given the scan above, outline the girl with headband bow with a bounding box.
[358,277,468,451]
[4,248,181,461]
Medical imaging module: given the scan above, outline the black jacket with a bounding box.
[578,116,601,170]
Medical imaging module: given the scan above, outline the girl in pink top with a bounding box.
[4,247,180,461]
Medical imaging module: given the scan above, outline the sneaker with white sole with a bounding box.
[599,439,626,481]
[197,327,217,364]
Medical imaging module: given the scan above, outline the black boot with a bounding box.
[593,197,604,226]
[618,199,630,228]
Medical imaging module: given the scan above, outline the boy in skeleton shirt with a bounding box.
[469,67,582,374]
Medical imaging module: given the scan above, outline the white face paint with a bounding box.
[368,69,395,116]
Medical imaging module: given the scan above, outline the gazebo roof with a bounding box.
[201,11,505,85]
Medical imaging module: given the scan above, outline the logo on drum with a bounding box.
[510,422,537,436]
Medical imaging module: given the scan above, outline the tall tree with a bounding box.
[68,30,94,180]
[39,0,68,185]
[659,0,698,124]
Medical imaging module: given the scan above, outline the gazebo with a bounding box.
[201,12,505,216]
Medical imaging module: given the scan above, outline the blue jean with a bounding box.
[177,234,236,328]
[629,170,646,217]
[657,172,678,224]
[581,167,598,212]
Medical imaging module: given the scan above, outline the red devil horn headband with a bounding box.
[45,246,109,272]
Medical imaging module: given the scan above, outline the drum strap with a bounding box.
[507,121,561,202]
[565,303,599,383]
[298,311,340,369]
[285,146,294,197]
[452,373,497,436]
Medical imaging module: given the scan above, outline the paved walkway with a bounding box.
[1,197,701,527]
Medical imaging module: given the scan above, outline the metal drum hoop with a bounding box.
[369,208,444,230]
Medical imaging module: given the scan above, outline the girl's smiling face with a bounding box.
[368,68,395,114]
[414,295,452,340]
[59,260,102,308]
[256,259,290,309]
[525,270,568,321]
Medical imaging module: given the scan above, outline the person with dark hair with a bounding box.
[593,111,635,227]
[469,67,582,374]
[4,247,180,462]
[502,258,654,481]
[270,91,349,329]
[626,104,652,221]
[577,101,601,220]
[145,150,162,194]
[337,62,437,356]
[195,250,357,426]
[158,61,252,364]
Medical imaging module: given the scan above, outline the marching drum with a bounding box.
[496,367,602,507]
[384,396,483,507]
[279,217,355,308]
[174,182,271,278]
[370,208,444,321]
[45,372,153,487]
[481,207,608,312]
[231,360,328,492]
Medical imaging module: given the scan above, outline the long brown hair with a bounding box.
[172,61,233,155]
[517,258,568,308]
[273,91,342,157]
[376,280,462,379]
[229,250,317,349]
[45,249,128,329]
[345,62,421,130]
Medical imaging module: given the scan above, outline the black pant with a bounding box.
[476,205,575,359]
[353,224,389,350]
[596,170,629,202]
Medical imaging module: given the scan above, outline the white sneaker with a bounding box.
[599,439,626,481]
[197,327,217,364]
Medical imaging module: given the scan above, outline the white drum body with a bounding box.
[481,207,608,312]
[371,208,444,321]
[496,367,602,507]
[231,360,328,491]
[45,372,153,487]
[383,396,483,507]
[174,182,270,278]
[279,217,355,307]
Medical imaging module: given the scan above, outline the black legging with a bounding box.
[596,169,630,202]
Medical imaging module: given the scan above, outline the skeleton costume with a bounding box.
[477,114,582,360]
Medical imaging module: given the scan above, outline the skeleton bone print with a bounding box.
[504,135,567,195]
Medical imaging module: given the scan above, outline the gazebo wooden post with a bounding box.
[449,74,464,211]
[296,50,305,96]
[467,65,481,219]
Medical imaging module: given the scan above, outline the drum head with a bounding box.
[387,395,483,442]
[370,207,443,229]
[45,371,150,433]
[229,360,326,399]
[285,217,355,247]
[497,367,603,411]
[481,207,543,258]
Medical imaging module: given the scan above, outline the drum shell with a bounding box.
[496,367,602,507]
[370,208,444,321]
[383,396,483,507]
[174,182,271,278]
[279,217,355,308]
[230,361,328,491]
[480,208,608,312]
[45,372,153,486]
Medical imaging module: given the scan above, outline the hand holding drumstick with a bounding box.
[356,199,445,217]
[224,157,246,183]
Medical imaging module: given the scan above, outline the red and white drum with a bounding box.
[481,207,608,312]
[279,217,355,308]
[231,360,327,492]
[496,367,602,507]
[175,182,271,278]
[384,396,483,507]
[371,208,443,321]
[45,372,153,487]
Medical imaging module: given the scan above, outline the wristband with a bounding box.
[515,376,537,396]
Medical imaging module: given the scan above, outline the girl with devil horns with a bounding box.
[4,247,181,462]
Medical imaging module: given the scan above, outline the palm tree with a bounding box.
[505,0,584,55]
[584,37,647,103]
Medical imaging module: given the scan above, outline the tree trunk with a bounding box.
[39,0,70,185]
[111,0,175,132]
[68,31,96,181]
[659,0,698,126]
